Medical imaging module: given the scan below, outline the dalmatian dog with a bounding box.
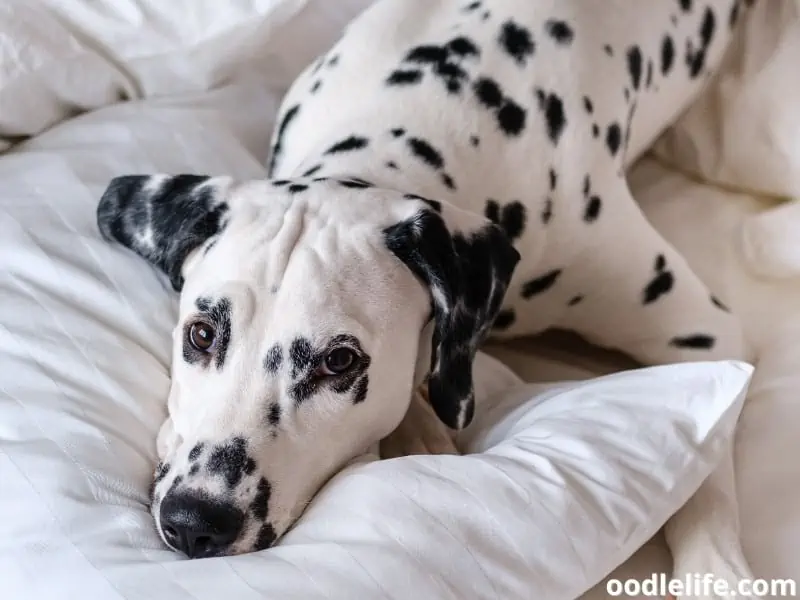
[97,0,755,588]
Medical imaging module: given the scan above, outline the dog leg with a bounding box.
[664,441,756,600]
[380,385,460,459]
[554,181,749,366]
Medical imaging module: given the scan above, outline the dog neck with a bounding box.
[280,140,461,204]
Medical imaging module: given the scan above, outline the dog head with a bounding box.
[97,174,519,558]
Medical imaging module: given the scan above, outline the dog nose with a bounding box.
[159,491,244,558]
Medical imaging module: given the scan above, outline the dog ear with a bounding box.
[97,174,233,291]
[384,206,520,430]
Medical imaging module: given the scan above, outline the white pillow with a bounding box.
[0,0,375,145]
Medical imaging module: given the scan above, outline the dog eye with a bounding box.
[320,347,356,375]
[188,321,216,352]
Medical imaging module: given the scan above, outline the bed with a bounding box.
[1,1,798,598]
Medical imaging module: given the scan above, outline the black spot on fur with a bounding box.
[325,136,369,155]
[188,443,205,462]
[678,0,692,12]
[391,128,406,138]
[661,35,675,75]
[202,239,218,256]
[250,478,271,521]
[353,375,369,404]
[338,177,373,189]
[268,104,300,177]
[685,6,716,78]
[387,69,423,86]
[441,173,457,190]
[244,458,256,476]
[288,337,314,379]
[263,344,283,374]
[207,437,250,488]
[645,59,654,88]
[623,100,637,152]
[584,196,602,222]
[255,523,277,550]
[535,89,566,145]
[267,403,281,426]
[711,295,730,312]
[568,295,584,306]
[406,45,449,64]
[302,164,323,177]
[287,183,308,194]
[541,198,553,224]
[433,61,470,94]
[470,135,480,147]
[549,168,557,190]
[592,124,600,138]
[497,100,527,136]
[729,1,741,27]
[463,0,481,11]
[498,20,535,65]
[386,161,399,170]
[484,199,526,241]
[670,334,715,350]
[407,137,445,169]
[394,37,479,95]
[522,269,562,298]
[474,78,526,136]
[545,20,574,45]
[492,308,516,330]
[626,45,643,90]
[606,123,622,156]
[310,80,321,93]
[581,176,602,222]
[447,36,481,58]
[474,77,504,108]
[154,461,170,484]
[603,44,613,56]
[643,254,674,304]
[583,96,594,113]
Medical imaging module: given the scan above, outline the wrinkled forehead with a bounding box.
[177,179,429,332]
[183,179,418,278]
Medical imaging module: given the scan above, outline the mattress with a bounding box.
[1,0,799,598]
